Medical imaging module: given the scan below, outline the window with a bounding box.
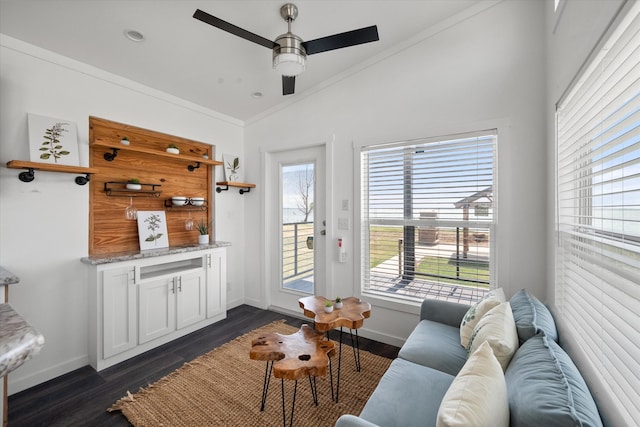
[360,130,496,304]
[555,2,639,424]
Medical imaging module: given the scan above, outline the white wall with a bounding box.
[245,0,547,344]
[0,35,245,393]
[544,1,626,426]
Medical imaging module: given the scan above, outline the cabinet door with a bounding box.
[138,277,175,344]
[102,266,137,359]
[176,270,206,330]
[207,249,227,318]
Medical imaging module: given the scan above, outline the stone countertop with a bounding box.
[0,266,20,286]
[80,242,232,265]
[0,304,45,377]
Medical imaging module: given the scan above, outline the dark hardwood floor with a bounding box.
[8,305,399,426]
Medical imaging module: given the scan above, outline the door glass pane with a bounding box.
[282,163,314,293]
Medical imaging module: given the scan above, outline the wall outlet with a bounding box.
[341,199,349,211]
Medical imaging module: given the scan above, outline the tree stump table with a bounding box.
[250,324,335,427]
[298,296,371,402]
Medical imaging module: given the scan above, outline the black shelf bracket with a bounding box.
[75,174,91,185]
[104,148,119,161]
[216,185,229,193]
[18,168,35,183]
[239,187,251,195]
[187,162,201,172]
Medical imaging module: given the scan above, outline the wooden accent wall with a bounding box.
[89,117,215,256]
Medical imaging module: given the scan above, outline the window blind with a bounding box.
[361,131,496,304]
[555,2,640,424]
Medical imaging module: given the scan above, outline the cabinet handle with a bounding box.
[129,267,136,285]
[207,254,211,268]
[178,276,182,292]
[171,277,176,294]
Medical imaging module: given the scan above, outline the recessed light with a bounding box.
[124,29,145,42]
[251,92,263,99]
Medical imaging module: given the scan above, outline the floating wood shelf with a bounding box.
[216,181,256,195]
[6,160,99,185]
[92,139,223,170]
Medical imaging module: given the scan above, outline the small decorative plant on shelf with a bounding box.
[166,143,180,155]
[126,178,141,190]
[120,136,130,146]
[324,300,334,313]
[334,297,343,309]
[197,219,209,245]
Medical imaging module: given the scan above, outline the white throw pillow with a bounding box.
[467,302,519,371]
[436,341,509,427]
[460,288,505,348]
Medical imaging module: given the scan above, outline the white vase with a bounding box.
[324,305,334,313]
[198,234,209,245]
[166,147,179,154]
[334,302,343,309]
[126,183,141,190]
[120,139,130,146]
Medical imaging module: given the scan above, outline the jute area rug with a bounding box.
[109,320,392,426]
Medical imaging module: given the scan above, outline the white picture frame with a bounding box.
[28,113,80,166]
[223,153,241,182]
[136,211,169,250]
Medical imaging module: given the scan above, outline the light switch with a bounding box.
[338,217,350,230]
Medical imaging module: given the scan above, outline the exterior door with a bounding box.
[268,145,326,311]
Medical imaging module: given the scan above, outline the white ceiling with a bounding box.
[0,0,481,122]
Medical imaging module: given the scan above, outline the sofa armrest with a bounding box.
[335,415,380,427]
[420,299,470,327]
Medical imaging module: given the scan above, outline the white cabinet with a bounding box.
[87,247,227,371]
[102,266,137,358]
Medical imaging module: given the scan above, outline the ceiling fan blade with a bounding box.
[302,25,379,55]
[193,9,277,49]
[282,76,296,95]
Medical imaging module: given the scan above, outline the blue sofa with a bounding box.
[336,289,603,427]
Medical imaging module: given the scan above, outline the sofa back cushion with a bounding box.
[460,288,505,348]
[505,334,603,427]
[467,302,519,371]
[437,341,509,427]
[509,289,558,344]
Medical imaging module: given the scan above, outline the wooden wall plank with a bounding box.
[88,117,215,256]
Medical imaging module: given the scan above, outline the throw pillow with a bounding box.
[460,288,505,348]
[467,302,519,371]
[510,288,558,344]
[436,341,509,427]
[505,335,603,427]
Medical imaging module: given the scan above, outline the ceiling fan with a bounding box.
[193,3,379,96]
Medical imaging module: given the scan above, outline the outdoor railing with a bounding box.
[282,221,314,282]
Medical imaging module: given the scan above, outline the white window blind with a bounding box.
[555,2,640,424]
[361,131,496,304]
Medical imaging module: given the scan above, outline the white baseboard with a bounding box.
[8,354,88,395]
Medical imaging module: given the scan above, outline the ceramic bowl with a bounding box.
[172,196,187,206]
[190,197,205,206]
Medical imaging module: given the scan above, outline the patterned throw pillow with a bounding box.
[467,302,519,371]
[460,288,505,348]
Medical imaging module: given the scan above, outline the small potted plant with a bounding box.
[126,178,141,190]
[166,143,180,155]
[324,300,334,313]
[334,297,343,309]
[120,136,130,146]
[197,219,209,245]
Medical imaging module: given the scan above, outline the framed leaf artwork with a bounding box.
[222,153,241,182]
[136,211,169,250]
[27,113,80,166]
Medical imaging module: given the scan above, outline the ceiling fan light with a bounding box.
[273,52,306,76]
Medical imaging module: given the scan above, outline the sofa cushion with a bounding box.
[460,288,505,347]
[398,319,468,376]
[505,335,603,427]
[358,358,455,427]
[509,289,558,344]
[437,341,509,427]
[467,302,519,371]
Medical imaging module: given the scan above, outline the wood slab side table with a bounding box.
[250,324,335,427]
[298,296,371,402]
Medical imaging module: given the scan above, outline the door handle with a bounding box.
[320,230,326,235]
[306,236,314,249]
